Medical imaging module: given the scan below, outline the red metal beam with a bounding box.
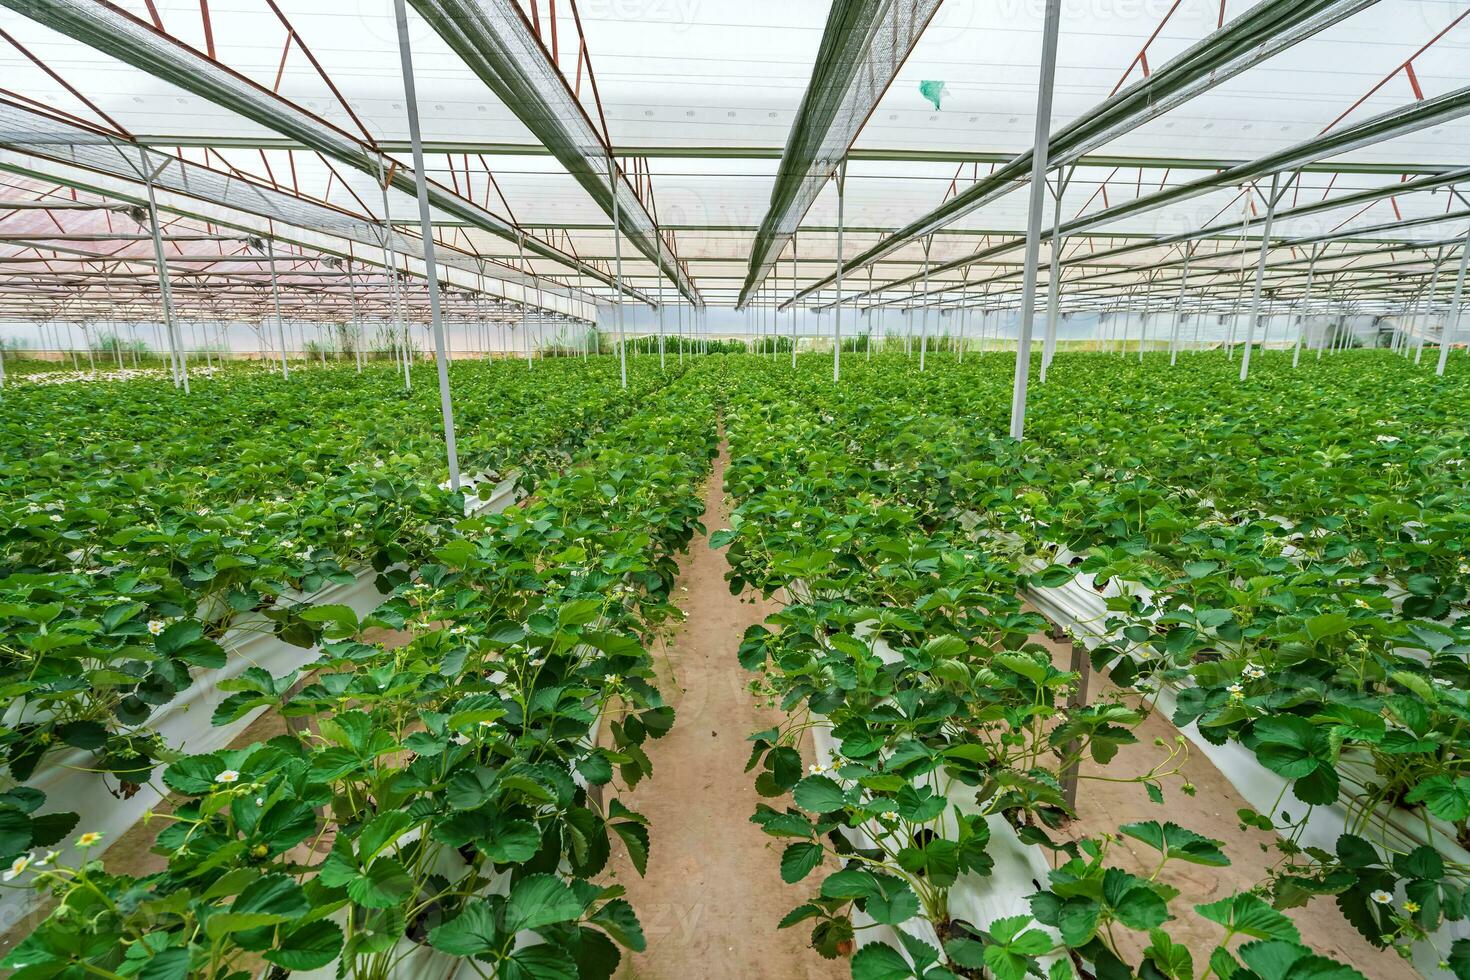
[0,29,132,136]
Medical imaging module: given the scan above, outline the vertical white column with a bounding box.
[1239,170,1283,381]
[1169,247,1191,366]
[1008,0,1061,440]
[1436,234,1470,377]
[394,0,461,491]
[1292,246,1318,368]
[833,160,847,383]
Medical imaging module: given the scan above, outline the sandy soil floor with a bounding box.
[602,445,848,980]
[1031,622,1401,978]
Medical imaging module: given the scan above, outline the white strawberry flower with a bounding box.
[1371,890,1393,905]
[1242,664,1266,681]
[4,854,33,881]
[214,769,241,784]
[147,619,166,636]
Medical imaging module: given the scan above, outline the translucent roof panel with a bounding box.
[0,0,1464,313]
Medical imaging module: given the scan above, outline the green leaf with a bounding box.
[208,874,308,937]
[429,900,501,957]
[347,858,414,909]
[264,919,344,971]
[300,603,359,636]
[851,942,916,980]
[792,774,847,813]
[0,810,31,859]
[1030,565,1075,588]
[1120,821,1230,867]
[612,820,650,877]
[137,948,191,980]
[1195,894,1301,943]
[501,943,580,980]
[780,842,824,883]
[1237,940,1368,980]
[1304,613,1352,642]
[1406,775,1470,824]
[507,874,585,933]
[1144,928,1194,980]
[864,877,919,926]
[1252,716,1339,805]
[591,898,646,952]
[820,868,882,901]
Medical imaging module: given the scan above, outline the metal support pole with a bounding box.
[394,0,461,492]
[657,241,667,371]
[1040,169,1067,381]
[1417,245,1447,365]
[1008,0,1061,440]
[1169,249,1191,366]
[958,303,968,364]
[1060,641,1092,810]
[791,232,799,368]
[266,239,289,379]
[1239,171,1283,381]
[80,321,95,373]
[349,263,363,372]
[609,154,627,388]
[919,236,931,372]
[1293,247,1318,368]
[1437,234,1470,376]
[372,155,410,390]
[833,160,847,383]
[141,155,187,393]
[516,234,534,371]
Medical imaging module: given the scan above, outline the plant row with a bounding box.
[1,361,722,978]
[0,359,675,798]
[714,357,1391,980]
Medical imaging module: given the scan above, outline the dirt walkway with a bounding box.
[603,445,845,980]
[1032,623,1397,978]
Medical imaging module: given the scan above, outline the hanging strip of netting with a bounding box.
[409,0,701,306]
[737,0,942,308]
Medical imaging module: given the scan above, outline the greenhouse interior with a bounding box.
[1,0,1469,978]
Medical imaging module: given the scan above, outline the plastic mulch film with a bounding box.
[0,0,648,304]
[790,0,1381,306]
[408,0,702,306]
[737,0,941,308]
